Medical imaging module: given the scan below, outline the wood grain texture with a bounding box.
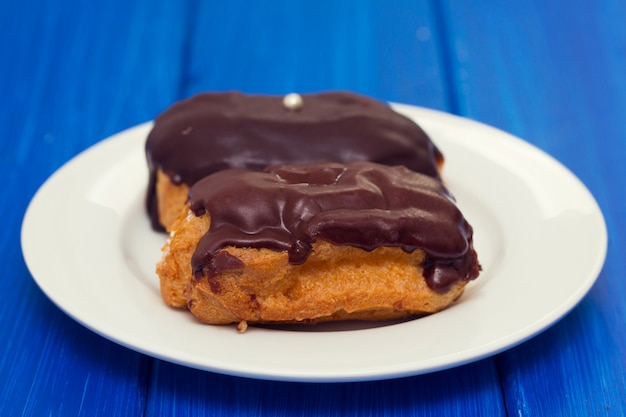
[1,0,624,416]
[181,0,451,108]
[439,0,626,415]
[145,359,504,417]
[0,0,186,415]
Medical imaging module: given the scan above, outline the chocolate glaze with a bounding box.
[189,161,480,293]
[145,91,443,230]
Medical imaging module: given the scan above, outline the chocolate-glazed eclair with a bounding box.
[146,91,443,231]
[156,161,479,329]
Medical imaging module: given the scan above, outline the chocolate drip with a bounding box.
[189,161,480,293]
[145,91,443,230]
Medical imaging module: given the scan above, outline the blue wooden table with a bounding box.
[2,1,624,415]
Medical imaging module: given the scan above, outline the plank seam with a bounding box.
[430,0,461,115]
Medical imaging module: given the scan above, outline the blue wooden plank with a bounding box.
[1,0,187,179]
[5,0,623,415]
[0,0,188,415]
[146,359,505,417]
[180,0,450,109]
[0,280,151,416]
[438,0,626,415]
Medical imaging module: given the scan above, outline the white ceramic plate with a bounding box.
[21,104,607,382]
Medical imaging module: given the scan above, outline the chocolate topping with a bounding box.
[189,161,480,293]
[145,91,443,230]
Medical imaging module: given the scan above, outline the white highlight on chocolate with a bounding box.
[283,93,303,111]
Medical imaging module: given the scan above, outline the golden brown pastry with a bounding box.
[156,161,480,329]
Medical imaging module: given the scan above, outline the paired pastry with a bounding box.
[145,91,443,231]
[156,161,480,327]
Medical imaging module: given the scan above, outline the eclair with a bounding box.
[145,91,443,231]
[156,161,480,329]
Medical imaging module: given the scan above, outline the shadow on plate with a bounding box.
[254,315,427,332]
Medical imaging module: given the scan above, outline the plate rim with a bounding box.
[20,104,608,382]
